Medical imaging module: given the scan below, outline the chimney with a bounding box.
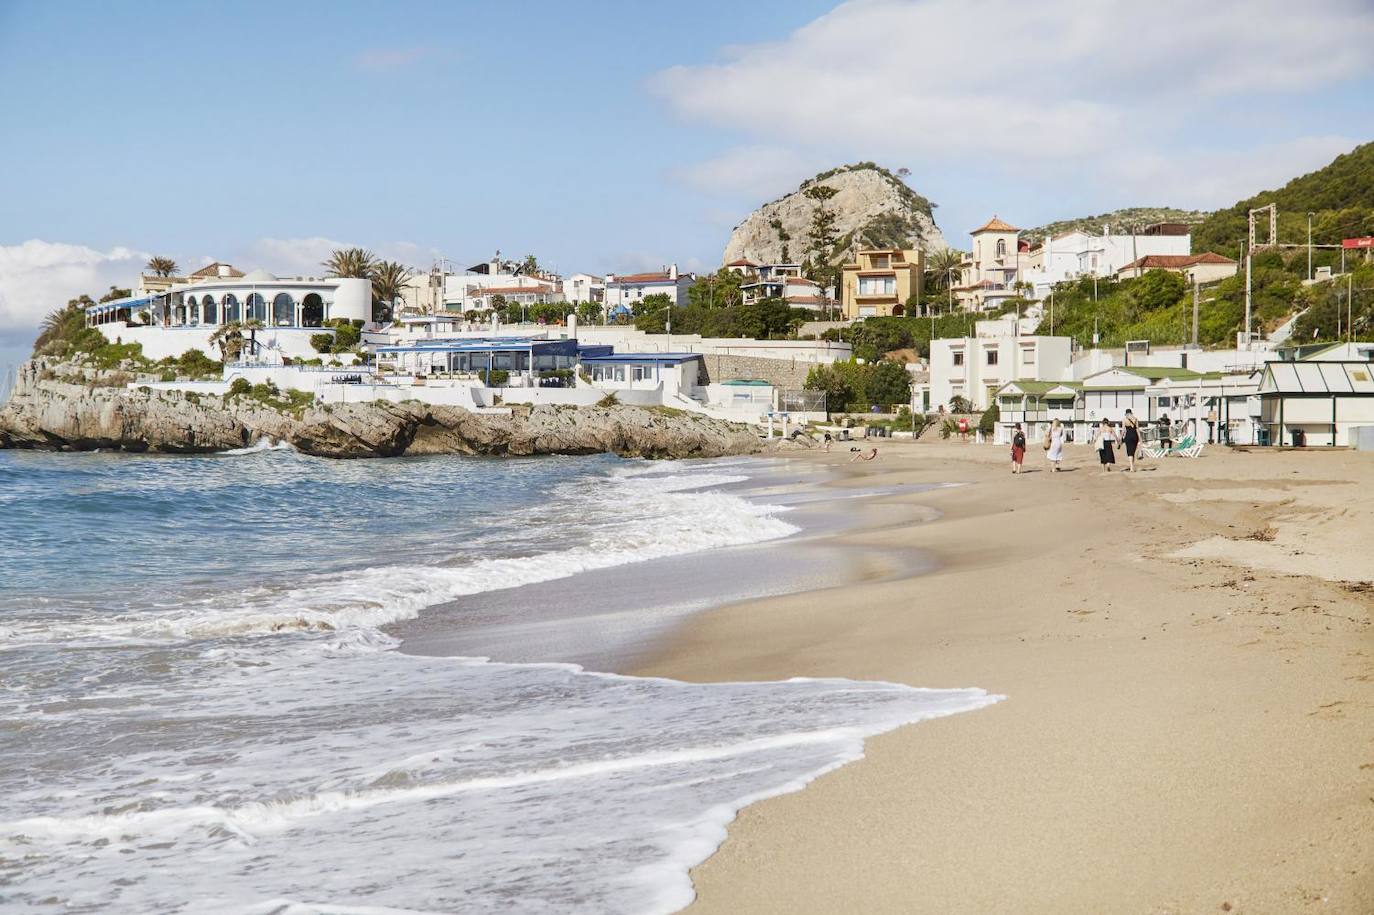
[668,262,678,280]
[217,264,232,278]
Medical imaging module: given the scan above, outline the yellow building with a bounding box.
[840,248,923,319]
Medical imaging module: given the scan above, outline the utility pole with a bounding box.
[1307,212,1314,280]
[1192,279,1199,347]
[1349,273,1354,344]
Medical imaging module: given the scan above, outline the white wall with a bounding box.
[96,322,330,362]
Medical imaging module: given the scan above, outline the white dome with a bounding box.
[241,268,277,282]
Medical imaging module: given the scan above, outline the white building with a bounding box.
[954,216,1024,312]
[1022,223,1193,297]
[603,265,695,316]
[924,318,1073,411]
[85,269,373,361]
[562,273,605,305]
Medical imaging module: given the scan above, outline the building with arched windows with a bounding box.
[85,269,373,361]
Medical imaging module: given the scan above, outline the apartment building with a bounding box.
[839,248,922,319]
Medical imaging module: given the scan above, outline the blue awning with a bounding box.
[580,353,701,366]
[375,338,578,356]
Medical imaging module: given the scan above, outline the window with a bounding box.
[986,350,999,366]
[273,293,294,327]
[858,276,895,296]
[202,295,218,324]
[632,365,648,381]
[952,351,964,366]
[1021,347,1035,366]
[995,239,1007,257]
[245,293,267,323]
[223,294,240,323]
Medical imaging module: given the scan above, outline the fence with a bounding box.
[777,389,826,413]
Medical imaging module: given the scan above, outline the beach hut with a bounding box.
[1257,360,1374,446]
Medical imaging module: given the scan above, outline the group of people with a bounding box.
[1010,409,1167,475]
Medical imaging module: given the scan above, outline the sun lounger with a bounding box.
[1144,434,1196,459]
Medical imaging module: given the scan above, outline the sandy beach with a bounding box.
[635,440,1374,914]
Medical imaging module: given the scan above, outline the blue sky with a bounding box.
[2,0,1373,370]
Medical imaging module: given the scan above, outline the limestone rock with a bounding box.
[0,360,764,460]
[723,164,948,267]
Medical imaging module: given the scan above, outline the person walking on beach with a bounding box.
[957,415,970,442]
[823,431,833,452]
[1157,413,1172,450]
[1094,419,1117,473]
[1010,423,1026,474]
[1121,409,1142,472]
[1046,418,1065,471]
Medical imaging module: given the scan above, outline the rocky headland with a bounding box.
[722,163,948,265]
[0,360,766,460]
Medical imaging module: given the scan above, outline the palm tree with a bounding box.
[924,248,964,290]
[146,256,179,277]
[208,320,263,363]
[321,247,377,279]
[371,260,412,321]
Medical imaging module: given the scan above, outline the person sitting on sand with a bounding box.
[849,447,879,462]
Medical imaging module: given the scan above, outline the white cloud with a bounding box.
[652,0,1374,196]
[0,240,148,332]
[354,46,434,72]
[238,237,441,277]
[669,146,828,199]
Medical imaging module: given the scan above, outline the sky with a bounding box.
[2,0,1373,368]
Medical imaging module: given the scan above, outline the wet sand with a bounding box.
[635,440,1374,914]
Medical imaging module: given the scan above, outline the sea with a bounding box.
[0,447,998,914]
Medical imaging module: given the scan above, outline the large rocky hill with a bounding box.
[723,163,948,266]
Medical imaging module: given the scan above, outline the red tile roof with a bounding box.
[972,216,1019,234]
[786,295,824,305]
[1120,253,1236,270]
[725,259,759,267]
[609,272,676,284]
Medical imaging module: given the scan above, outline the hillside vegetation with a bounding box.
[1192,141,1374,258]
[1023,207,1209,243]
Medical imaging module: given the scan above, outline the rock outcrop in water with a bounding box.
[0,360,764,460]
[722,163,948,266]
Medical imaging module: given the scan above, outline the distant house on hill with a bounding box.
[603,265,695,311]
[1115,252,1237,284]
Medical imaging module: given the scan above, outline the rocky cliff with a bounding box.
[0,360,764,460]
[722,163,948,266]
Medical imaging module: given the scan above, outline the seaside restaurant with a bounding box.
[1257,360,1374,446]
[372,337,582,385]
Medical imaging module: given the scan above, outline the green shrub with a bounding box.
[485,368,510,386]
[310,333,335,354]
[977,403,999,436]
[227,377,252,397]
[160,370,177,382]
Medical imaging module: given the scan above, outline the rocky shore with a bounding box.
[0,360,765,460]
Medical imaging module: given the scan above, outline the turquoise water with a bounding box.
[0,448,997,914]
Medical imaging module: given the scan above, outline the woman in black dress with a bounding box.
[1095,419,1117,473]
[1122,409,1141,472]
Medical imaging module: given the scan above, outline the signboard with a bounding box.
[1342,236,1374,249]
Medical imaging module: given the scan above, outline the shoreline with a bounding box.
[632,440,1374,913]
